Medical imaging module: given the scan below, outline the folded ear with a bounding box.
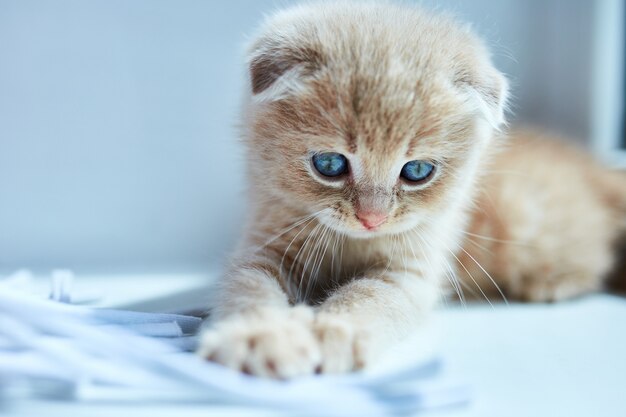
[455,67,509,129]
[248,42,324,96]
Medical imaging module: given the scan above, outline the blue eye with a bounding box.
[400,160,435,182]
[312,152,348,177]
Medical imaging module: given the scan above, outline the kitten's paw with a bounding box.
[313,314,372,373]
[197,307,321,379]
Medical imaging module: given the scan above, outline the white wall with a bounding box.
[425,0,596,142]
[0,0,601,273]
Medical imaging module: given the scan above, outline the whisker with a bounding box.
[329,227,339,282]
[336,230,346,288]
[306,224,332,302]
[380,233,398,279]
[462,236,494,254]
[411,228,466,307]
[400,233,410,280]
[445,243,493,307]
[402,232,448,307]
[321,216,347,291]
[279,217,316,277]
[250,209,329,254]
[290,223,322,302]
[460,230,531,246]
[301,221,331,302]
[298,224,324,302]
[455,243,509,305]
[416,227,493,306]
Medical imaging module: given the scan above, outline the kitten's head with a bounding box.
[243,2,508,238]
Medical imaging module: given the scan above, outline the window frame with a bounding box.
[592,0,626,168]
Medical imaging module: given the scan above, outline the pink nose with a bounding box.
[356,211,388,230]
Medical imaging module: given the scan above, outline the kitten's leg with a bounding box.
[197,257,321,378]
[314,273,439,373]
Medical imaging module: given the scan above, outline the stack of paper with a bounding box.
[0,271,470,415]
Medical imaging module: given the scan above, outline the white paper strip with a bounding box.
[0,273,471,415]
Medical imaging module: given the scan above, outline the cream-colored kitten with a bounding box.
[197,2,626,378]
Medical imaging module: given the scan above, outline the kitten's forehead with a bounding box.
[248,2,507,156]
[298,70,475,156]
[254,69,476,168]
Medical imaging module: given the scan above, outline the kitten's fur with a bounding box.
[198,2,626,378]
[461,130,626,302]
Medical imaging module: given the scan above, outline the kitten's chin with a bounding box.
[344,229,395,239]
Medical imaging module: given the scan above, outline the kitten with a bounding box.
[197,2,626,378]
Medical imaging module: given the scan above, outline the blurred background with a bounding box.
[1,0,624,274]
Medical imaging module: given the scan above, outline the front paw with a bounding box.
[314,313,373,373]
[197,306,321,379]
